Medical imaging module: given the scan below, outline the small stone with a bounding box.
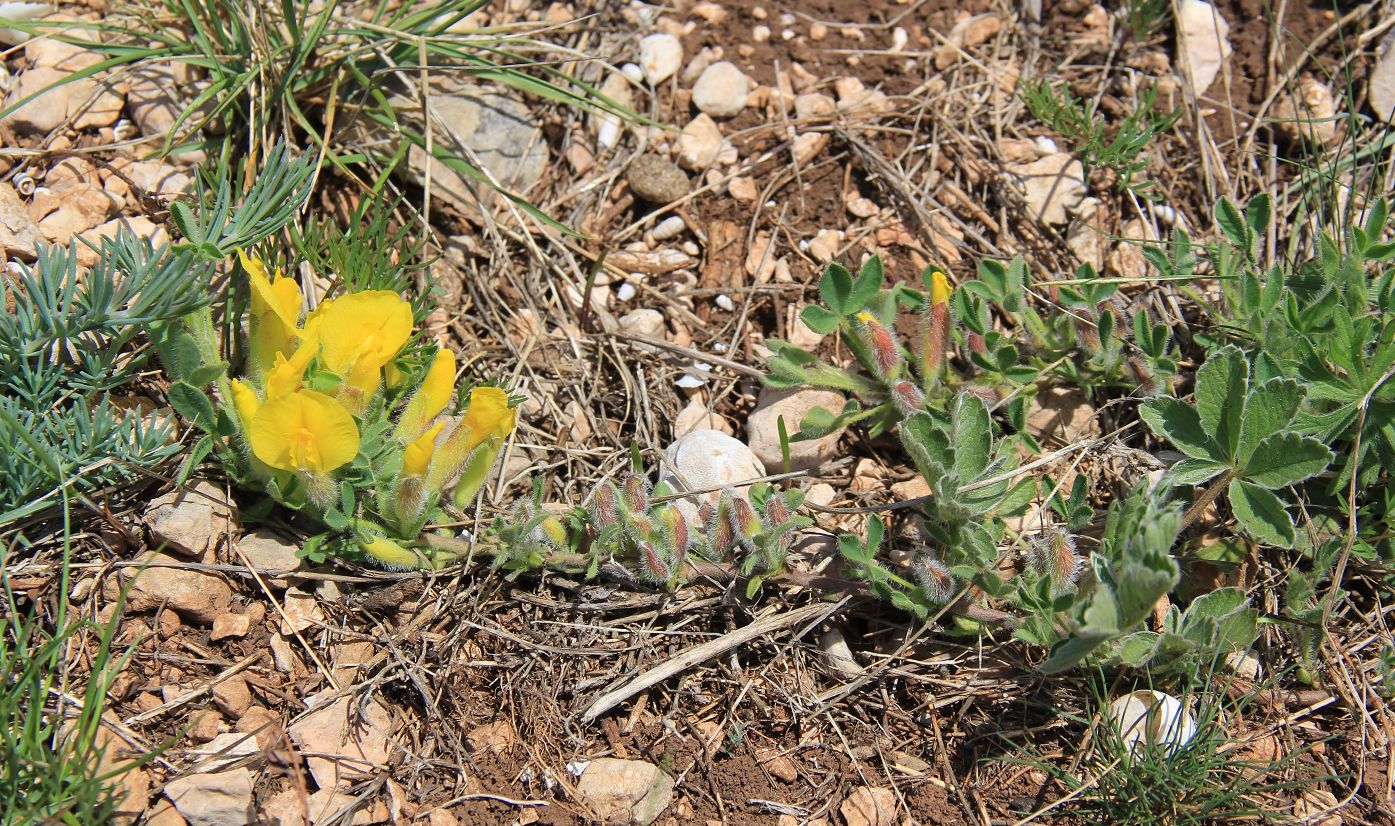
[807,229,843,262]
[727,176,757,201]
[76,216,167,267]
[663,430,765,501]
[752,24,770,42]
[793,93,835,120]
[1224,649,1263,681]
[791,132,828,164]
[124,553,232,624]
[210,611,254,641]
[757,748,798,783]
[1006,153,1087,225]
[677,114,723,171]
[212,675,253,718]
[115,159,193,197]
[288,692,395,791]
[574,758,675,826]
[1176,0,1231,98]
[144,480,231,558]
[819,627,864,679]
[1273,77,1337,144]
[747,387,846,471]
[235,706,283,752]
[1293,790,1343,826]
[745,232,777,282]
[3,66,72,133]
[145,799,188,826]
[187,709,222,743]
[674,398,733,437]
[467,719,517,755]
[1371,32,1395,123]
[278,587,322,634]
[236,530,303,584]
[127,65,190,139]
[692,61,751,118]
[845,194,879,219]
[805,483,835,507]
[840,786,897,826]
[0,183,43,258]
[259,788,305,826]
[639,33,683,84]
[833,77,891,115]
[627,155,690,204]
[960,14,1002,48]
[890,478,931,500]
[165,766,254,826]
[619,308,666,339]
[592,72,632,150]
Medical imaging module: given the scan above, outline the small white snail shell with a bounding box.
[1108,690,1197,758]
[11,171,35,196]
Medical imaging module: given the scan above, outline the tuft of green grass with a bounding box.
[1020,79,1179,199]
[1120,0,1170,42]
[1008,674,1321,825]
[0,531,150,821]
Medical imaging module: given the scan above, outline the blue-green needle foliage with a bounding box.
[0,145,315,527]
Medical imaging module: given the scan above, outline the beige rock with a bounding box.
[677,114,723,171]
[288,693,395,791]
[839,786,898,826]
[639,33,683,85]
[692,61,751,118]
[574,758,675,826]
[259,788,307,826]
[1273,77,1337,145]
[793,93,835,120]
[116,159,194,197]
[165,766,254,826]
[1006,153,1086,225]
[236,530,303,585]
[674,398,733,437]
[305,788,390,825]
[890,477,930,500]
[1370,32,1395,124]
[127,65,191,138]
[1177,0,1231,98]
[4,66,75,132]
[756,747,798,783]
[146,799,189,826]
[727,176,757,202]
[663,430,765,502]
[1292,790,1342,826]
[1027,387,1098,442]
[807,228,843,263]
[0,183,43,258]
[278,587,323,634]
[124,552,232,624]
[832,77,891,115]
[235,706,284,752]
[76,216,169,267]
[143,480,232,558]
[819,627,864,679]
[747,387,846,471]
[466,719,517,755]
[745,232,777,282]
[210,611,255,641]
[619,308,666,339]
[212,675,253,718]
[791,132,828,165]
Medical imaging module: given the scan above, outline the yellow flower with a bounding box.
[359,535,429,571]
[427,386,517,497]
[301,291,413,395]
[230,379,260,430]
[263,338,319,401]
[239,250,301,372]
[247,389,360,474]
[929,271,953,306]
[395,348,457,443]
[402,421,446,478]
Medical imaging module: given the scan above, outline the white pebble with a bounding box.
[620,62,644,83]
[779,12,795,25]
[1153,204,1179,225]
[616,282,637,302]
[781,28,795,40]
[891,26,908,52]
[752,24,770,42]
[681,241,700,255]
[1034,135,1059,155]
[715,294,735,312]
[652,215,687,241]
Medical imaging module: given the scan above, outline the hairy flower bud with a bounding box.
[763,494,790,527]
[856,311,903,379]
[917,271,952,383]
[706,492,737,556]
[890,380,925,418]
[912,555,958,605]
[729,494,764,544]
[1029,528,1081,593]
[660,506,690,564]
[591,482,621,530]
[638,541,672,584]
[623,474,651,512]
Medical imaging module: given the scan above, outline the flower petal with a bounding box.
[248,389,359,474]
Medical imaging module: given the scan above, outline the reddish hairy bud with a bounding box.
[912,555,957,605]
[890,380,925,418]
[856,311,903,379]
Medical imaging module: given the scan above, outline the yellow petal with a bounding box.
[359,536,428,570]
[230,378,260,430]
[264,340,319,400]
[302,291,412,380]
[247,390,359,474]
[402,421,446,477]
[394,348,457,443]
[930,271,953,306]
[461,386,516,443]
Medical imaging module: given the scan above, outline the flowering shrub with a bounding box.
[158,251,518,569]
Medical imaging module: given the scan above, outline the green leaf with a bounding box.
[151,324,203,383]
[800,304,840,334]
[1170,458,1227,485]
[1236,378,1303,464]
[1139,397,1221,461]
[1115,555,1180,628]
[848,256,884,312]
[1114,631,1162,667]
[1215,197,1248,250]
[819,262,853,315]
[1195,345,1248,458]
[1228,478,1296,547]
[1245,193,1272,238]
[168,382,217,433]
[1242,432,1333,489]
[950,393,992,480]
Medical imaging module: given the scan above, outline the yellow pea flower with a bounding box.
[427,386,517,497]
[395,348,456,443]
[301,291,413,396]
[239,250,301,374]
[929,270,953,306]
[358,535,430,571]
[263,338,320,401]
[919,271,953,384]
[402,421,446,478]
[247,389,360,474]
[230,378,260,431]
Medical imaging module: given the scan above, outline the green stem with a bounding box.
[1181,468,1236,531]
